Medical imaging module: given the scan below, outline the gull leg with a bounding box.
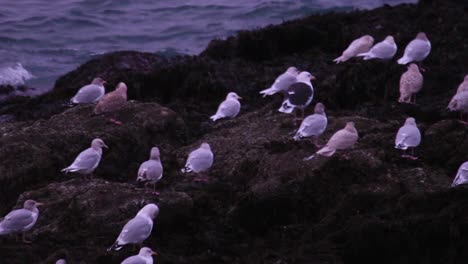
[409,148,419,160]
[152,182,160,196]
[22,232,32,244]
[313,137,322,148]
[194,173,209,182]
[109,116,123,125]
[401,149,408,158]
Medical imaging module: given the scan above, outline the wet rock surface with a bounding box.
[1,0,468,263]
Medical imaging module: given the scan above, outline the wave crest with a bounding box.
[0,63,35,86]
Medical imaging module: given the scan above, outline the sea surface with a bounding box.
[0,0,417,96]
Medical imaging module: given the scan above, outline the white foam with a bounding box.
[0,63,35,87]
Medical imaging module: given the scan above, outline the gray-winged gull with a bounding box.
[357,36,397,60]
[395,117,421,159]
[452,161,468,187]
[259,66,299,97]
[94,82,128,125]
[448,91,468,124]
[0,199,43,243]
[456,75,468,94]
[71,77,106,104]
[304,122,358,160]
[278,71,315,121]
[56,260,67,264]
[293,102,327,146]
[61,138,108,179]
[137,147,163,195]
[181,142,214,182]
[108,204,159,251]
[333,35,374,63]
[210,92,242,121]
[121,247,157,264]
[399,64,423,104]
[397,32,431,65]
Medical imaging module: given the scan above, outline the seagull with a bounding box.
[357,36,397,60]
[278,71,316,121]
[456,74,468,94]
[108,204,159,251]
[137,147,163,195]
[452,161,468,187]
[293,102,327,147]
[210,92,242,121]
[398,64,423,104]
[94,82,128,125]
[259,66,299,97]
[333,35,374,63]
[121,247,157,264]
[448,91,468,124]
[61,138,108,179]
[181,142,214,182]
[71,77,106,104]
[395,117,421,160]
[397,32,431,65]
[0,200,43,243]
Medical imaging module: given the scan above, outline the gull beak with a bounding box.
[103,80,107,85]
[151,251,158,256]
[310,76,316,81]
[237,96,243,100]
[103,144,109,149]
[36,202,44,207]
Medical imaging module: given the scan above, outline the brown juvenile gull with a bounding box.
[210,92,242,121]
[121,247,157,264]
[293,102,327,147]
[395,117,421,160]
[94,82,128,125]
[137,147,163,195]
[259,66,299,97]
[61,138,108,179]
[451,161,468,187]
[278,71,315,121]
[333,35,374,63]
[304,122,358,160]
[398,64,423,104]
[108,204,159,251]
[181,142,214,182]
[448,91,468,124]
[357,36,397,60]
[397,32,431,65]
[0,200,43,243]
[71,77,106,104]
[456,75,468,94]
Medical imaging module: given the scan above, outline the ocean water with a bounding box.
[0,0,416,96]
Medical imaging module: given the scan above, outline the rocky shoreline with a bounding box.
[1,0,468,263]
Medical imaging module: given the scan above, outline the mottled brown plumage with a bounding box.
[399,64,423,104]
[94,82,128,115]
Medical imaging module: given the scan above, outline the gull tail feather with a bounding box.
[333,55,348,64]
[107,241,124,251]
[356,52,371,60]
[181,165,192,173]
[397,56,410,65]
[316,146,336,157]
[278,102,294,114]
[259,87,278,97]
[210,114,223,122]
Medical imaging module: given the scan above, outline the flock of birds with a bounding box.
[0,32,467,264]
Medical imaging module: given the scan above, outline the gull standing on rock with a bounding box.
[395,117,421,159]
[61,138,108,179]
[333,35,374,63]
[108,204,159,251]
[278,71,315,121]
[210,92,242,121]
[70,77,106,104]
[397,32,431,65]
[94,82,128,125]
[398,64,423,104]
[293,102,327,147]
[0,200,43,243]
[448,91,468,124]
[357,36,397,60]
[259,66,299,97]
[137,147,163,195]
[456,75,468,94]
[304,122,358,160]
[181,142,214,182]
[451,161,468,187]
[121,247,157,264]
